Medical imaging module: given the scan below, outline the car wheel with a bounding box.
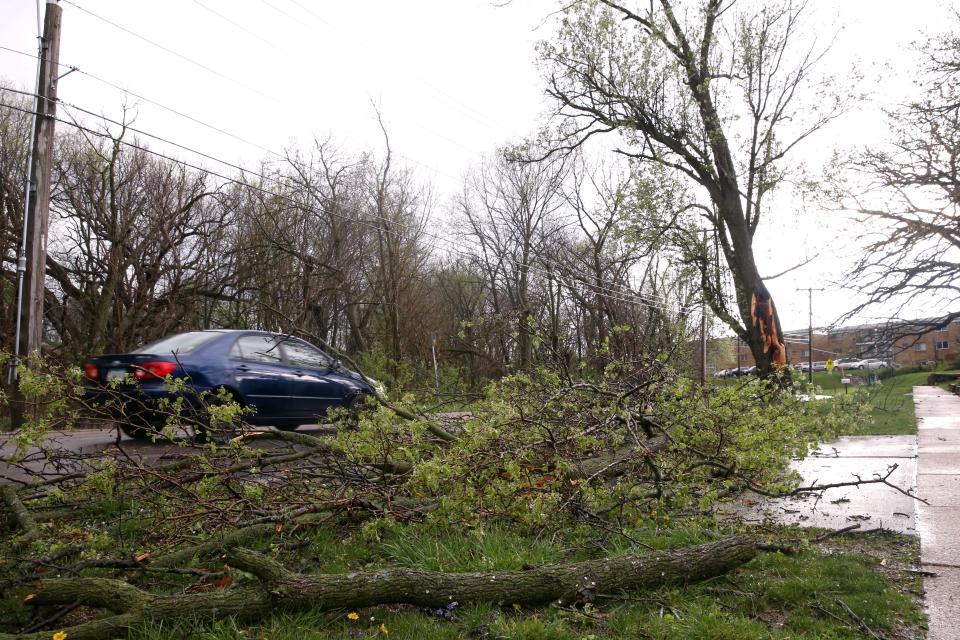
[345,392,373,427]
[193,393,246,442]
[119,414,163,441]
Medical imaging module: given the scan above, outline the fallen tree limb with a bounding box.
[2,485,39,549]
[2,536,757,640]
[150,507,341,568]
[567,434,669,480]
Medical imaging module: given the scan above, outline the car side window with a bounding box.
[281,339,332,369]
[231,335,284,364]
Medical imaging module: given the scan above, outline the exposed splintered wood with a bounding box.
[0,536,757,640]
[750,286,786,369]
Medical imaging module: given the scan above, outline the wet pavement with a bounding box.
[913,386,960,640]
[742,386,960,638]
[0,423,338,485]
[740,435,919,534]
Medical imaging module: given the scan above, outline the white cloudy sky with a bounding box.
[0,0,956,334]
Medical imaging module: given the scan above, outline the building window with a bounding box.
[801,349,810,357]
[916,343,928,352]
[739,354,748,362]
[829,332,841,341]
[936,340,949,350]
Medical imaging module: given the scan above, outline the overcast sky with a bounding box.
[0,0,957,334]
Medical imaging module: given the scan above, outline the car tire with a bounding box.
[119,414,163,441]
[193,393,246,442]
[345,392,373,427]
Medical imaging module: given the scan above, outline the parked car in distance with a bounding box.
[83,330,378,439]
[836,358,889,370]
[834,358,860,370]
[729,366,756,377]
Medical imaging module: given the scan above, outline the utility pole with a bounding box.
[431,331,440,395]
[797,287,824,384]
[10,0,62,430]
[699,228,709,385]
[700,305,707,385]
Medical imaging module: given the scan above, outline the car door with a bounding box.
[280,338,345,421]
[229,335,297,424]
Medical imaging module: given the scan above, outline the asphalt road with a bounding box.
[0,423,338,485]
[0,413,471,485]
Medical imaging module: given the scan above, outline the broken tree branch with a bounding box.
[1,536,758,640]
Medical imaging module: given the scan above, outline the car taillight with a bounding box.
[134,361,178,380]
[85,363,98,380]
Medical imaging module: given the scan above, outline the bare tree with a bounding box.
[538,0,846,375]
[0,88,33,353]
[837,23,960,338]
[45,127,234,360]
[458,149,569,369]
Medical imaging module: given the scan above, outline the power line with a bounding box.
[0,98,683,315]
[5,86,676,308]
[46,1,497,178]
[174,3,495,159]
[0,84,674,308]
[60,0,282,105]
[274,0,507,133]
[2,32,674,310]
[0,43,465,184]
[191,0,284,53]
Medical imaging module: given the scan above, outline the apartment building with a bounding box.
[711,317,960,371]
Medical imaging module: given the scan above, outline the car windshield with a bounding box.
[132,331,219,355]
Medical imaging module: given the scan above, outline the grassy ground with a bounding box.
[806,369,957,436]
[115,522,924,640]
[3,507,925,639]
[713,367,952,436]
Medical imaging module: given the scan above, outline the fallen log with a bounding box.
[1,536,757,640]
[2,485,39,549]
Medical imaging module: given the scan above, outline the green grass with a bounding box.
[120,522,924,640]
[714,367,951,435]
[807,369,957,435]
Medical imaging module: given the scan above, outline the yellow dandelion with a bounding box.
[52,633,68,640]
[379,622,390,635]
[346,612,360,621]
[512,602,522,611]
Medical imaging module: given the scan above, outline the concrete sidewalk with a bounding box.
[913,386,960,640]
[739,435,918,533]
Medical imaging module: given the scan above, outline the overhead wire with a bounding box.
[0,69,674,307]
[275,0,507,133]
[179,2,495,158]
[2,1,679,309]
[0,83,677,308]
[0,42,466,188]
[0,97,685,315]
[59,0,282,105]
[48,3,481,183]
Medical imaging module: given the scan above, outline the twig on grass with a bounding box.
[836,598,884,639]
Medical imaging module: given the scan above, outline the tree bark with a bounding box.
[1,536,757,640]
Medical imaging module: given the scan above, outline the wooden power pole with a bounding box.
[11,1,62,430]
[796,287,824,385]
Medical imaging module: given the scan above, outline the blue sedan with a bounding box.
[84,330,376,439]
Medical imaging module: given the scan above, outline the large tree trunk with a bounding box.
[2,537,757,640]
